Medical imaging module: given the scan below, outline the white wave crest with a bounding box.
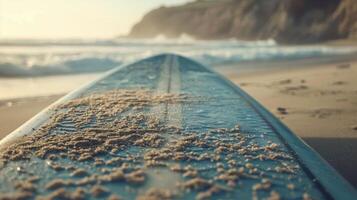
[0,38,356,77]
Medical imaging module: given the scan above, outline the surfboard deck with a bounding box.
[0,54,355,200]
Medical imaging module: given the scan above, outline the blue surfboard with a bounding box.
[0,54,355,200]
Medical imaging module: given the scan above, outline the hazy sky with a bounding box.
[0,0,192,39]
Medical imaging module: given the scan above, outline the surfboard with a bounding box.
[0,54,355,200]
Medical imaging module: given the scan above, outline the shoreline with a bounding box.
[0,95,62,138]
[214,52,357,76]
[0,94,64,108]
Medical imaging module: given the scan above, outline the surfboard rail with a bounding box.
[196,56,357,199]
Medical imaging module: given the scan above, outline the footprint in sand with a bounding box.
[278,79,292,85]
[351,125,357,131]
[310,108,343,119]
[280,85,309,95]
[277,107,288,115]
[336,63,351,69]
[332,81,347,86]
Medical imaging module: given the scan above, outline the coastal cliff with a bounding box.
[129,0,357,44]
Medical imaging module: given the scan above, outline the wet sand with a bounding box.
[0,96,62,138]
[0,55,356,187]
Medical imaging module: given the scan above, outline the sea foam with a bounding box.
[0,38,356,77]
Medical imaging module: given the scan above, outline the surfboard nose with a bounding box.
[151,53,212,74]
[150,53,176,60]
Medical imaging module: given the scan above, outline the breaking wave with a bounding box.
[0,38,356,77]
[0,57,120,77]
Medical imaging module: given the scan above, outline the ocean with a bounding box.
[0,37,356,100]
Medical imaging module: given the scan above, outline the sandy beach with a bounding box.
[0,96,62,138]
[0,55,356,187]
[216,55,357,187]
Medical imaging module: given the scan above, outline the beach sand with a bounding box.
[216,56,357,187]
[0,96,62,138]
[0,55,356,187]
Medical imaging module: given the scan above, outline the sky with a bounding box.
[0,0,192,39]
